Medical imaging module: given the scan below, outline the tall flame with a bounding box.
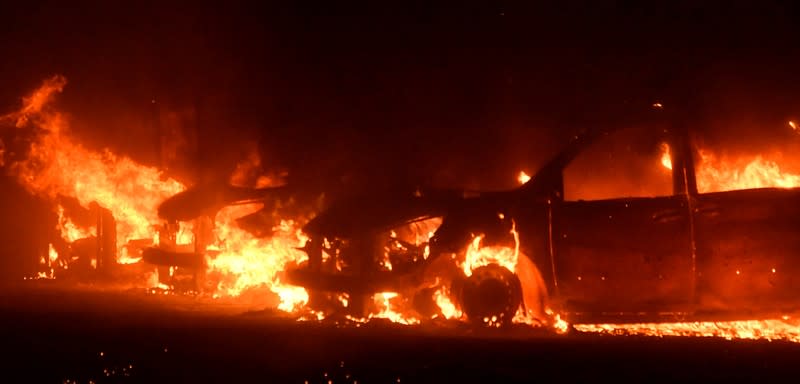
[5,76,185,261]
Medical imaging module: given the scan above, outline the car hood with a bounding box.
[302,188,467,238]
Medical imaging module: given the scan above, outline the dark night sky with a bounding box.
[1,1,800,277]
[1,1,798,188]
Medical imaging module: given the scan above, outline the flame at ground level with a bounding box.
[575,317,800,343]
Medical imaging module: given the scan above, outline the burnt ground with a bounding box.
[0,282,797,383]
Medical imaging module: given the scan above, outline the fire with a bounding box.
[5,76,185,265]
[3,76,313,312]
[12,74,800,340]
[575,143,800,342]
[575,317,800,343]
[433,285,462,320]
[659,142,672,170]
[457,222,554,327]
[368,292,421,325]
[55,205,96,242]
[659,143,800,191]
[461,222,520,277]
[695,150,800,191]
[205,203,310,312]
[517,171,531,185]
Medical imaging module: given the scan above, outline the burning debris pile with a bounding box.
[5,76,800,345]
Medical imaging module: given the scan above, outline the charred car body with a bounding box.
[286,113,800,325]
[153,107,800,326]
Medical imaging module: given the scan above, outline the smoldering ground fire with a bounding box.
[4,75,800,346]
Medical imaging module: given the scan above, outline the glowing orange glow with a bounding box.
[461,222,519,277]
[367,292,420,325]
[658,143,800,191]
[5,77,312,312]
[790,120,797,131]
[659,142,672,170]
[16,75,800,339]
[433,285,462,320]
[575,318,800,343]
[6,76,185,267]
[517,171,531,185]
[205,203,310,312]
[56,205,95,242]
[550,313,570,334]
[695,150,800,192]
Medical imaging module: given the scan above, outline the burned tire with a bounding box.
[459,263,523,326]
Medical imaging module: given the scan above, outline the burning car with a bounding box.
[270,107,800,327]
[11,75,800,331]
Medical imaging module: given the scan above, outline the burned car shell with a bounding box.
[514,124,800,323]
[293,119,800,324]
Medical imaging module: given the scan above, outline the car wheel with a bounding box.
[458,263,523,326]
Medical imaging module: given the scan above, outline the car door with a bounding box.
[553,125,695,314]
[694,187,800,314]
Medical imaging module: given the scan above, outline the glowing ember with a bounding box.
[575,317,800,343]
[790,120,797,131]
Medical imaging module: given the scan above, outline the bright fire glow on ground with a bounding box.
[575,317,800,343]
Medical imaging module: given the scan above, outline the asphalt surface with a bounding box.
[1,281,798,383]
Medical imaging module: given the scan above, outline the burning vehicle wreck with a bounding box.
[7,75,800,339]
[149,104,800,329]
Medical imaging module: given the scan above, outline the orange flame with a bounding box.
[55,205,96,242]
[368,292,421,325]
[461,222,519,277]
[517,171,531,185]
[7,76,185,264]
[15,75,800,339]
[695,150,800,192]
[205,203,311,311]
[575,317,800,343]
[433,285,462,320]
[659,143,800,191]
